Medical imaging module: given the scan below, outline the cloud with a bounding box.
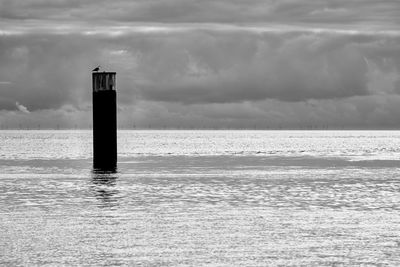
[0,0,399,29]
[0,29,399,109]
[15,102,30,113]
[0,0,400,128]
[0,104,91,129]
[135,31,400,104]
[2,94,400,129]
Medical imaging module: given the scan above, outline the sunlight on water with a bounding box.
[1,130,400,265]
[2,130,400,160]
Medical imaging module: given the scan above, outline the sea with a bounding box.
[1,130,400,266]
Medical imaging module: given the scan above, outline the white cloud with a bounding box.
[15,102,30,113]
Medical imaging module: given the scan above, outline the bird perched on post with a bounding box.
[92,65,101,72]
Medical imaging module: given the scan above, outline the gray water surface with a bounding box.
[1,130,400,266]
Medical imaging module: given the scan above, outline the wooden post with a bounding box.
[92,72,117,170]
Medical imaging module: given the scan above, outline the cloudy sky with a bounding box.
[1,0,400,129]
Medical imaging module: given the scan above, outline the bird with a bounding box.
[92,65,101,72]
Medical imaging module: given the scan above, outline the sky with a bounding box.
[1,0,400,129]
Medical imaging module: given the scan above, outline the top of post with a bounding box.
[92,71,116,92]
[92,71,116,75]
[92,66,116,76]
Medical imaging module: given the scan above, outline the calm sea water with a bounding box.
[1,130,400,266]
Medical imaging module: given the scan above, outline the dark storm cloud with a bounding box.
[0,0,399,28]
[0,29,400,111]
[0,0,400,128]
[0,34,98,110]
[0,32,147,111]
[137,32,374,103]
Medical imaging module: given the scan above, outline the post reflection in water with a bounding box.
[91,168,120,208]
